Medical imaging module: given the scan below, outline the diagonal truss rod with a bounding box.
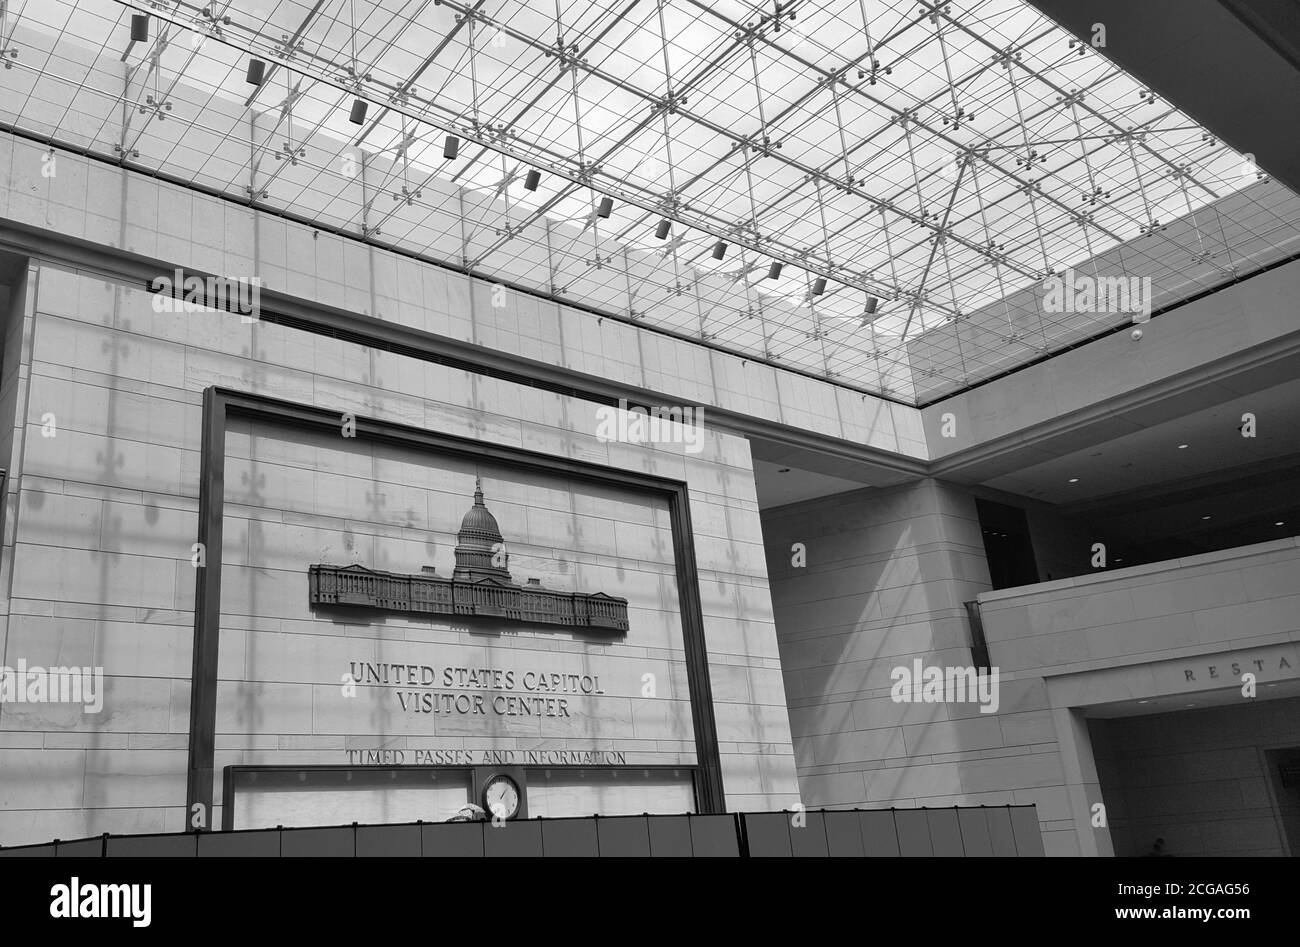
[902,156,968,340]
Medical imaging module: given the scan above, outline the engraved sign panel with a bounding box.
[217,421,698,820]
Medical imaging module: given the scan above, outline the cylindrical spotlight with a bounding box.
[712,241,727,260]
[655,219,671,240]
[865,295,879,314]
[246,58,266,86]
[443,135,459,159]
[131,14,149,43]
[524,170,540,191]
[812,277,827,295]
[349,98,368,125]
[597,196,613,219]
[767,261,782,280]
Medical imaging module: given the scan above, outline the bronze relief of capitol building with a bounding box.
[308,479,630,633]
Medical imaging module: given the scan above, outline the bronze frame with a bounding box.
[188,386,725,826]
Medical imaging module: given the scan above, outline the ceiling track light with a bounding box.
[524,169,540,191]
[655,219,671,239]
[712,241,727,260]
[865,296,879,314]
[597,196,613,219]
[811,277,827,296]
[130,14,149,43]
[246,58,266,86]
[443,135,459,159]
[767,261,782,279]
[348,98,368,125]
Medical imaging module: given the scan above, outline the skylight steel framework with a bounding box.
[3,0,1300,404]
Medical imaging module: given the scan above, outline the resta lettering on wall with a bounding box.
[1183,654,1292,682]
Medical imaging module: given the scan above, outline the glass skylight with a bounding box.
[2,0,1298,404]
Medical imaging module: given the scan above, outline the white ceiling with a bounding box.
[982,376,1300,505]
[1086,678,1300,719]
[752,458,872,510]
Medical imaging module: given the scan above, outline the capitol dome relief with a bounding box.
[453,477,511,582]
[309,478,629,633]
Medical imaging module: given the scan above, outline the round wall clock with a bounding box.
[482,773,522,820]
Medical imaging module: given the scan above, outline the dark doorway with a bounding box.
[1265,748,1300,856]
[975,498,1039,590]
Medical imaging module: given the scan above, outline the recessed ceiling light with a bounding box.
[1276,521,1285,526]
[1137,699,1150,704]
[1178,443,1189,449]
[1068,478,1079,483]
[1201,515,1212,520]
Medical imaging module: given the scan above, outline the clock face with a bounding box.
[483,775,521,820]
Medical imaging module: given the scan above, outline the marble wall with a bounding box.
[977,537,1300,678]
[0,263,799,846]
[761,483,1067,833]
